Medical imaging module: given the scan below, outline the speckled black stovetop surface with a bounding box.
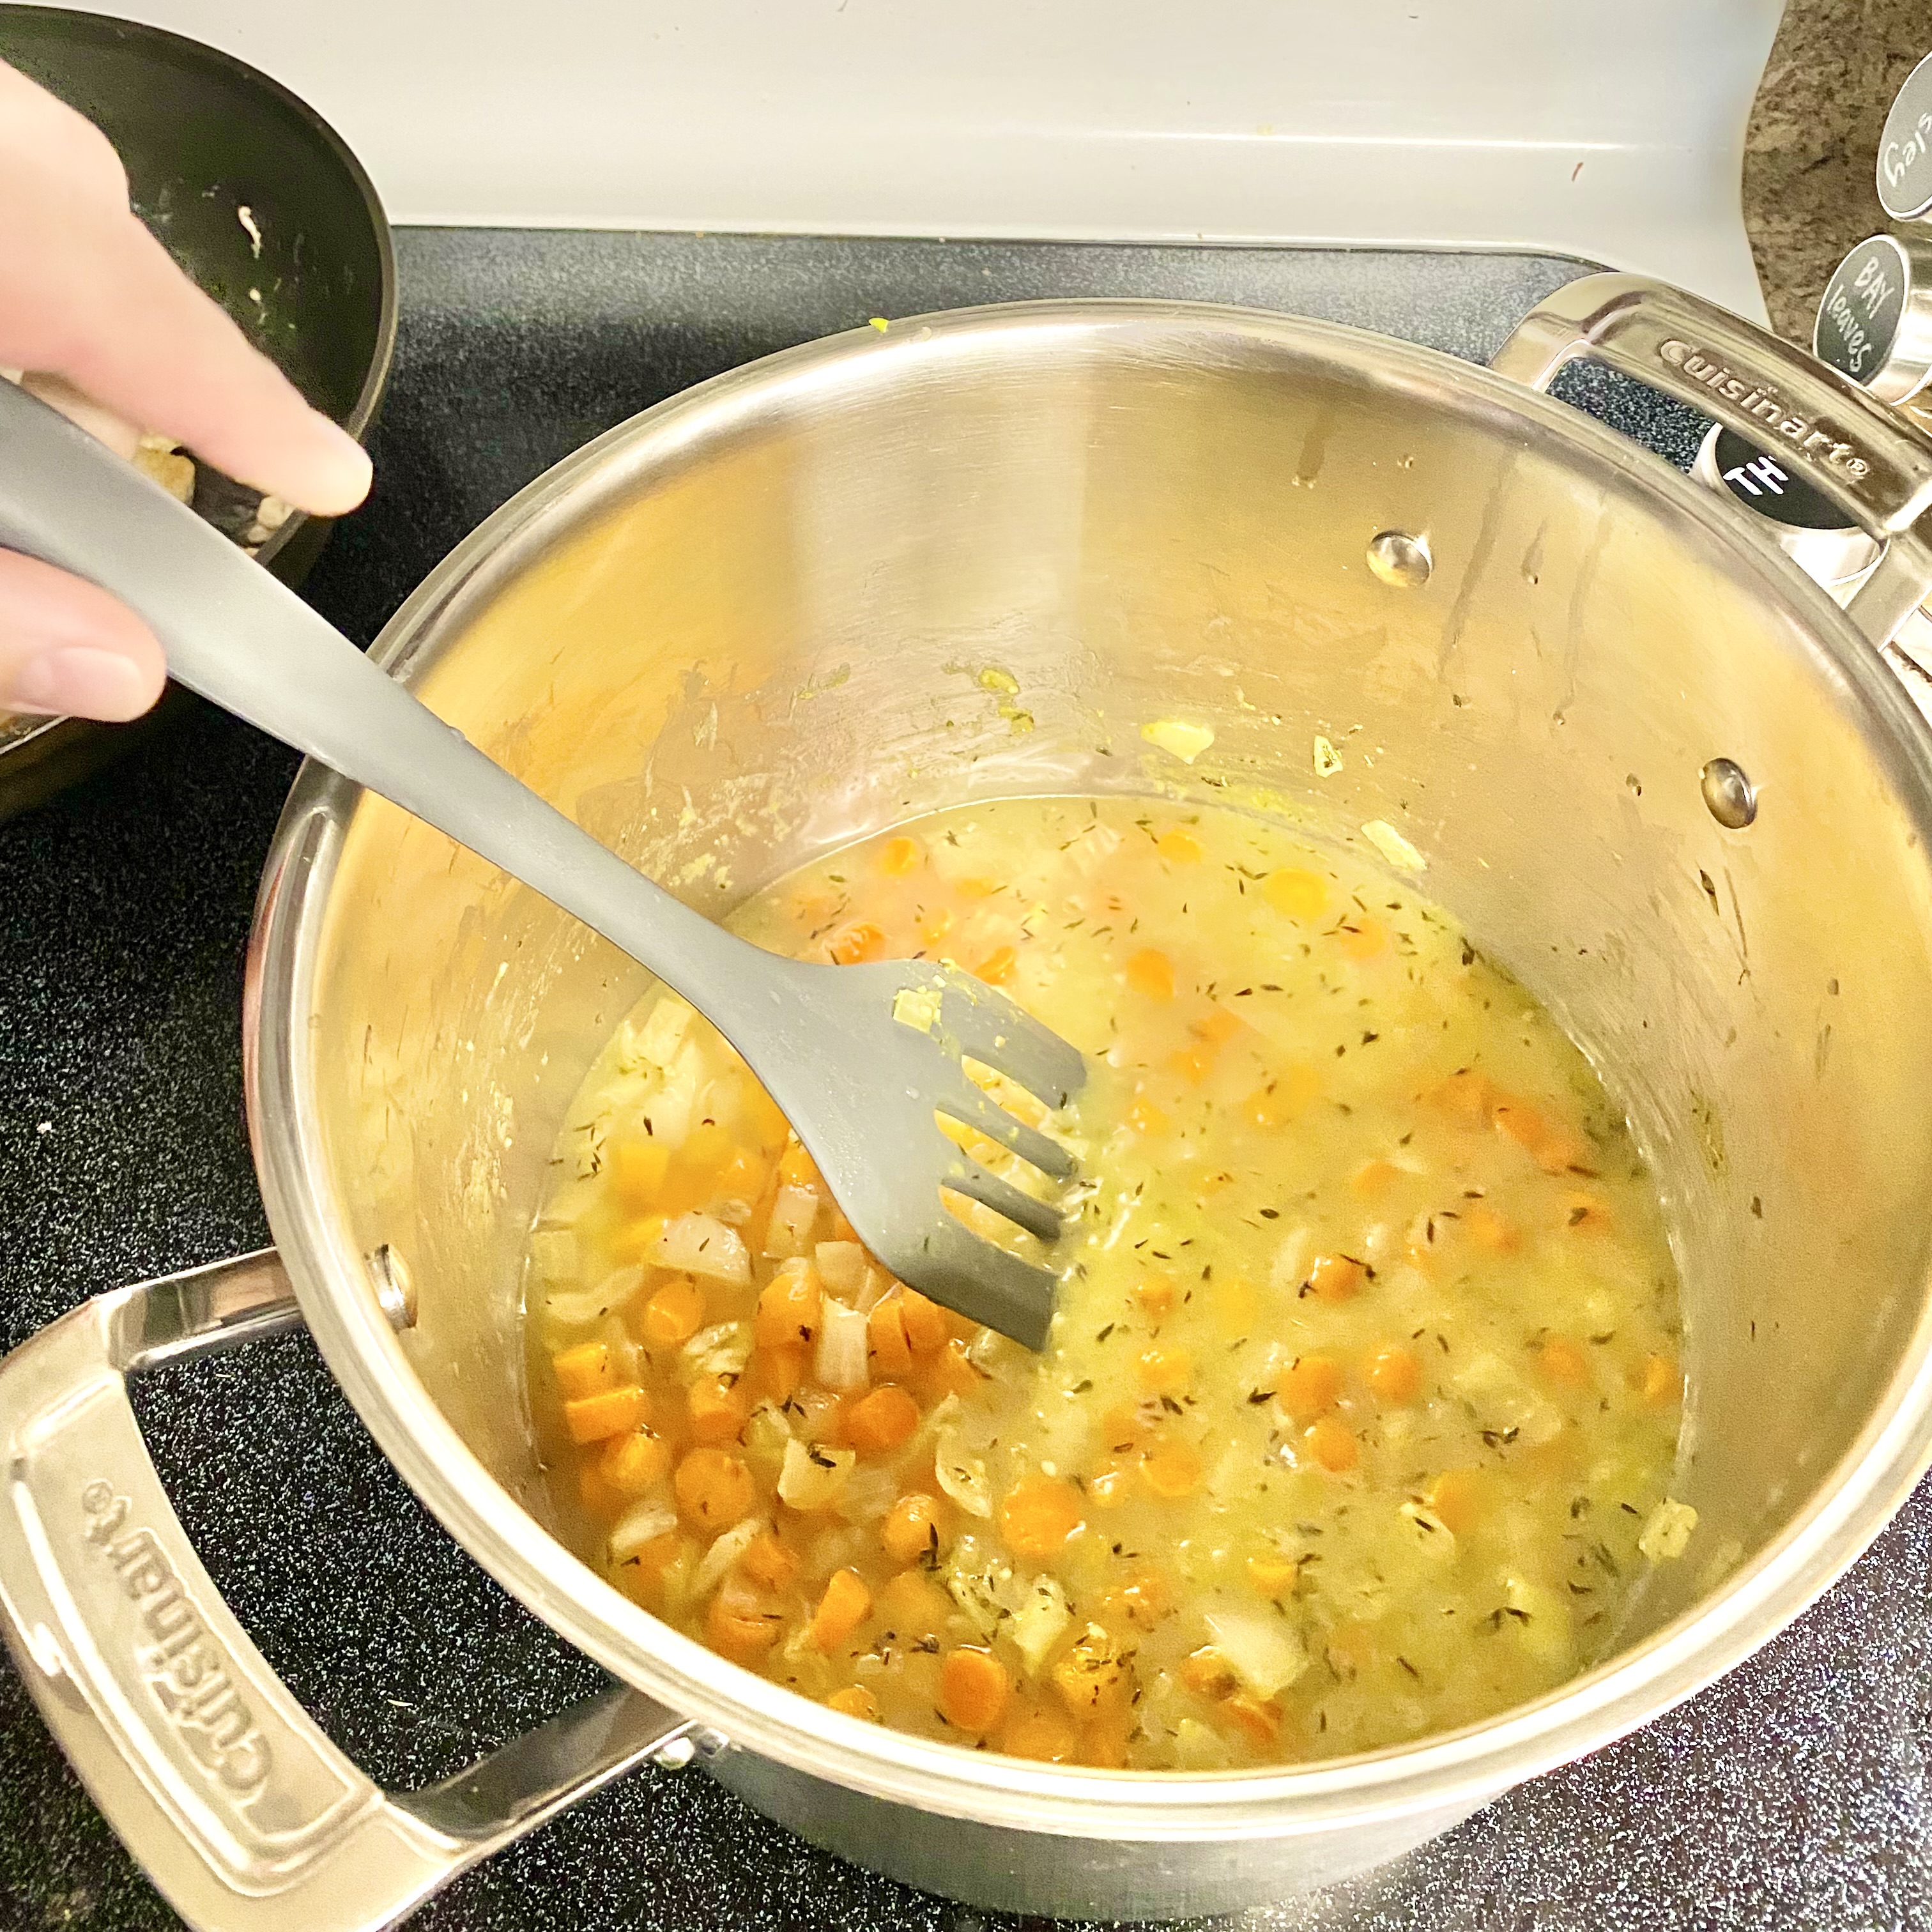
[4,231,1929,1932]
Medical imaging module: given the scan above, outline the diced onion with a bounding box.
[683,1321,754,1379]
[763,1184,820,1259]
[653,1212,751,1285]
[529,1227,579,1283]
[1204,1611,1308,1699]
[813,1297,870,1392]
[609,1501,677,1561]
[935,1431,993,1519]
[540,1265,643,1333]
[815,1241,867,1296]
[943,1538,1014,1637]
[691,1517,766,1597]
[1267,1227,1314,1294]
[777,1437,854,1511]
[1009,1574,1071,1673]
[1637,1498,1698,1564]
[836,1462,901,1526]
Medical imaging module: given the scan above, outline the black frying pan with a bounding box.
[0,6,395,817]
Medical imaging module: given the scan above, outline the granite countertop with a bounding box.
[4,229,1932,1932]
[1744,0,1932,343]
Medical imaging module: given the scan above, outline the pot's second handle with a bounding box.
[0,1252,692,1932]
[1490,272,1932,648]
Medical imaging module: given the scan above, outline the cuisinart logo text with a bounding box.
[1657,339,1871,481]
[80,1478,272,1795]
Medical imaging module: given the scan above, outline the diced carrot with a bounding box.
[1156,827,1204,863]
[1325,1619,1376,1678]
[578,1461,620,1515]
[999,1473,1085,1558]
[1079,1708,1135,1768]
[958,876,1000,898]
[706,1588,783,1659]
[736,1077,792,1154]
[1136,1345,1194,1394]
[1307,1254,1365,1303]
[998,1703,1079,1761]
[917,905,954,945]
[1429,1468,1486,1534]
[845,1385,921,1455]
[599,1425,672,1494]
[1085,1460,1130,1509]
[1429,1068,1496,1124]
[755,1262,822,1349]
[747,1344,805,1402]
[553,1340,615,1400]
[827,1207,860,1243]
[828,921,887,965]
[611,1140,671,1213]
[1279,1354,1343,1423]
[1246,1552,1300,1596]
[882,1492,946,1568]
[1340,916,1388,962]
[1365,1346,1421,1406]
[923,1338,985,1400]
[939,1648,1012,1734]
[642,1275,707,1347]
[1303,1416,1359,1473]
[778,1140,823,1190]
[1493,1096,1590,1174]
[687,1375,751,1445]
[1215,1274,1258,1337]
[737,1530,799,1591]
[878,835,923,877]
[1140,1437,1203,1499]
[1181,1646,1236,1696]
[1464,1202,1521,1252]
[610,1213,669,1266]
[1126,1094,1170,1136]
[1244,1063,1322,1127]
[974,945,1018,987]
[1538,1335,1589,1387]
[1221,1693,1281,1746]
[613,1531,686,1609]
[1349,1158,1400,1202]
[1192,1006,1243,1046]
[808,1568,873,1650]
[1103,1572,1170,1632]
[712,1148,770,1215]
[1262,868,1327,920]
[673,1123,735,1193]
[673,1446,756,1531]
[1638,1353,1681,1407]
[877,1569,953,1638]
[1136,1274,1177,1319]
[1168,1045,1215,1085]
[564,1386,650,1444]
[827,1685,882,1722]
[867,1294,914,1376]
[1126,948,1176,999]
[899,1289,949,1354]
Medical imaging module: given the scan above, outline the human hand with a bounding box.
[0,59,371,723]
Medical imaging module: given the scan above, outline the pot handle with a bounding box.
[0,1250,693,1932]
[1490,272,1932,648]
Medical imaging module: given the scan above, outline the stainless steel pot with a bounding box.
[10,275,1932,1931]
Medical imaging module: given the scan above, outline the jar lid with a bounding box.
[1692,425,1880,592]
[1880,50,1932,221]
[1813,233,1932,403]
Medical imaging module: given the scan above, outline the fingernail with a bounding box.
[307,413,373,514]
[12,645,154,722]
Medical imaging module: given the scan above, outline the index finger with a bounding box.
[53,213,372,518]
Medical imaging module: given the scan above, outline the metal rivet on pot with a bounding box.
[1367,530,1432,588]
[367,1244,418,1330]
[1700,758,1758,829]
[652,1733,700,1771]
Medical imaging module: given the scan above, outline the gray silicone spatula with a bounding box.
[0,379,1083,1348]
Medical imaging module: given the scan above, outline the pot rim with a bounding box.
[245,297,1932,1839]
